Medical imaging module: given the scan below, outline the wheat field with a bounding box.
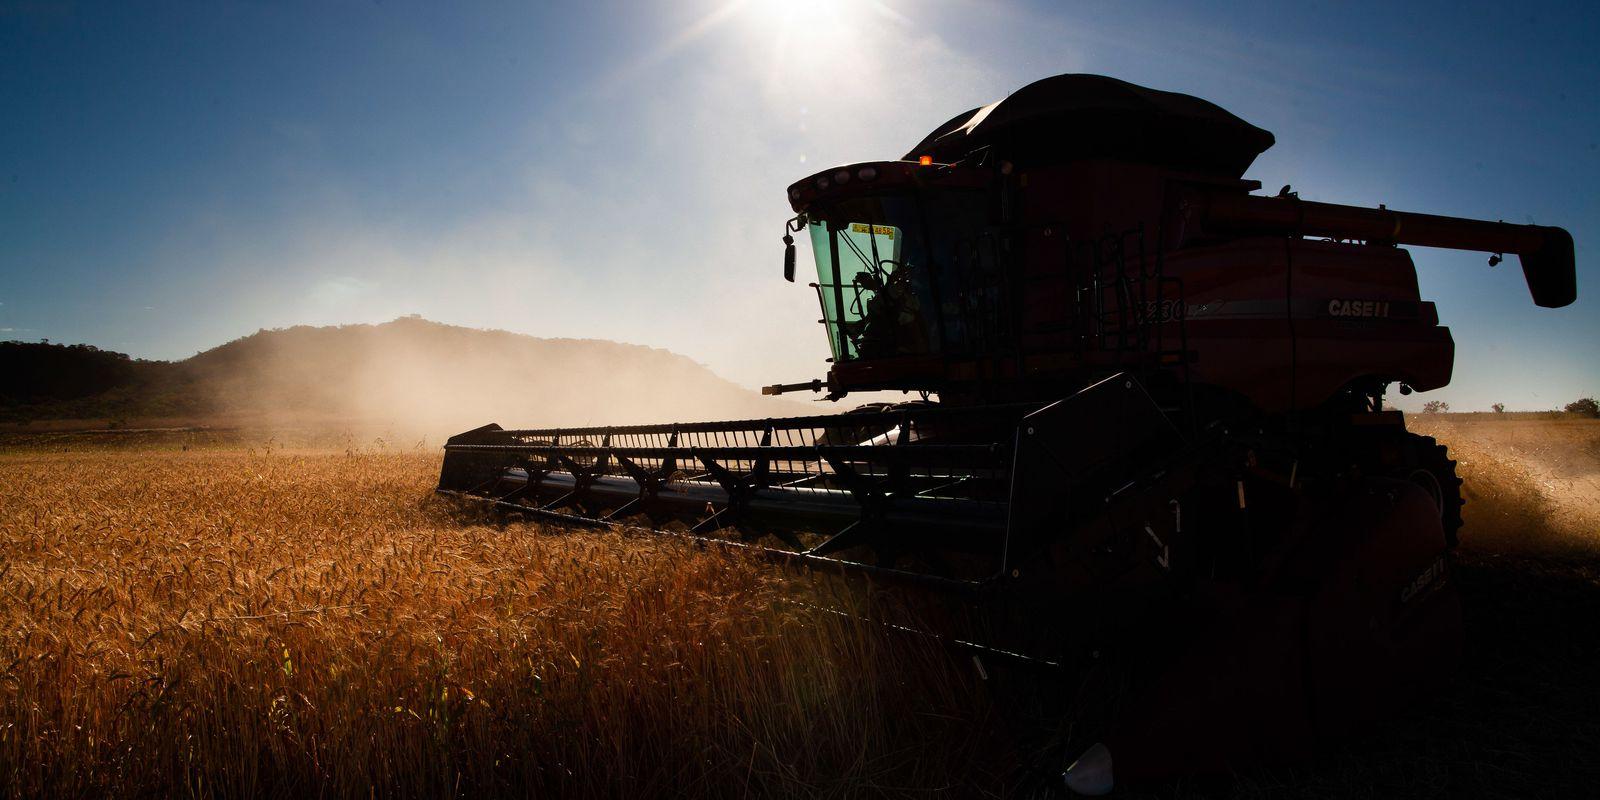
[0,445,999,799]
[2,421,1598,798]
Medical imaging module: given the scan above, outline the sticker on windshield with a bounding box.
[849,223,896,239]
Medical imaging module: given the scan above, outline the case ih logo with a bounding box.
[1400,555,1448,606]
[1326,298,1391,318]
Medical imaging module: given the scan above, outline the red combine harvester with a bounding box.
[440,75,1576,793]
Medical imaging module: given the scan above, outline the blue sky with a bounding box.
[2,0,1596,410]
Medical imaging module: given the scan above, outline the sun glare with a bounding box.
[743,0,852,37]
[732,0,895,87]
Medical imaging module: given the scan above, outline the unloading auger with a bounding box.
[440,74,1577,793]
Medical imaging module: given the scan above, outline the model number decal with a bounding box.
[1135,299,1186,323]
[1327,299,1391,318]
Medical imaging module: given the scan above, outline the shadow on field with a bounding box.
[1187,548,1600,800]
[1172,419,1600,799]
[985,546,1600,799]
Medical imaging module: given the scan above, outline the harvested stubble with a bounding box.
[0,449,999,799]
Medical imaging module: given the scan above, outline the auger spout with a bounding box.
[1192,192,1576,307]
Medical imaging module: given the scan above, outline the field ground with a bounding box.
[1,417,1597,798]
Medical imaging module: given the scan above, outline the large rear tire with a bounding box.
[1395,433,1465,548]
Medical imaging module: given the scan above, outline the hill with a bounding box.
[0,318,813,434]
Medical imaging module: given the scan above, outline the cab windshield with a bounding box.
[807,189,1001,363]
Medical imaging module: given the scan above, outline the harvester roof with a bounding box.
[904,73,1275,177]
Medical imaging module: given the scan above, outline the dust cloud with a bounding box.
[188,317,817,439]
[1411,416,1600,554]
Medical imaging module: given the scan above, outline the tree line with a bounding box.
[1420,397,1598,415]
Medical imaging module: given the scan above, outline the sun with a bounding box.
[740,0,852,37]
[731,0,898,83]
[614,0,903,101]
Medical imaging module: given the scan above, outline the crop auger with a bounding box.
[440,74,1576,794]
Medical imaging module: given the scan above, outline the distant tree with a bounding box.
[1491,403,1506,413]
[1421,400,1450,414]
[1564,397,1599,417]
[0,341,138,402]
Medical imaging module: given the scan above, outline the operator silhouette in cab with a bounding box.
[851,259,929,359]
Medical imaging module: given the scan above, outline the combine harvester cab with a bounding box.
[440,74,1576,793]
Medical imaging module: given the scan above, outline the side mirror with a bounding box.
[783,234,796,282]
